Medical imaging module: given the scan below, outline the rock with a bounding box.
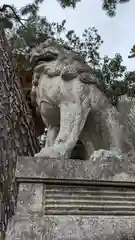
[89,149,124,180]
[118,95,135,149]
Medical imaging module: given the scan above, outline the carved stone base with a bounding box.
[6,155,135,240]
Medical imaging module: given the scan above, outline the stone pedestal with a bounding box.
[6,157,135,239]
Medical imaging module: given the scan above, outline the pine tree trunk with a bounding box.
[0,28,40,237]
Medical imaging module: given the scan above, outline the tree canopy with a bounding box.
[0,0,134,107]
[57,0,131,17]
[0,0,134,236]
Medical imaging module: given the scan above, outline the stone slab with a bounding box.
[16,156,135,182]
[5,157,135,239]
[6,214,135,240]
[6,181,135,239]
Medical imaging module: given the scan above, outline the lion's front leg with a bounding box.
[49,99,91,159]
[35,100,91,159]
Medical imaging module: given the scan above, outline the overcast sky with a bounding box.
[1,0,135,71]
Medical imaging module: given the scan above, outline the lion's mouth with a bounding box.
[33,52,58,67]
[35,58,47,66]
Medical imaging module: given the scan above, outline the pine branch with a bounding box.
[0,4,26,28]
[128,54,135,59]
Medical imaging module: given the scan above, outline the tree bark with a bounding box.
[0,28,40,237]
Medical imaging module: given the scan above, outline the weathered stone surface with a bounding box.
[17,183,43,213]
[15,152,135,181]
[35,216,135,240]
[5,155,135,239]
[6,179,135,240]
[89,149,131,181]
[43,184,135,215]
[7,215,135,239]
[118,95,135,150]
[29,39,135,161]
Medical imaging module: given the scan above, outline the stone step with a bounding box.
[45,205,135,215]
[46,186,135,191]
[45,193,135,199]
[45,204,135,209]
[45,190,135,198]
[45,199,135,205]
[46,189,135,196]
[45,185,135,215]
[45,209,135,216]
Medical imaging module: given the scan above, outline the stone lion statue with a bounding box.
[30,38,135,161]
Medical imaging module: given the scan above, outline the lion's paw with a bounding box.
[34,148,47,157]
[34,147,62,159]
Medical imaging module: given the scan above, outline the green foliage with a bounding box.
[95,53,127,105]
[57,0,81,8]
[128,44,135,59]
[57,0,131,16]
[124,71,135,97]
[102,0,131,17]
[19,0,44,16]
[98,53,126,86]
[65,27,103,67]
[0,5,17,29]
[5,0,103,71]
[1,0,135,106]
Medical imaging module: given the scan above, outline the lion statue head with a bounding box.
[29,38,100,85]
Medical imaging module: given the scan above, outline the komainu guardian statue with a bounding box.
[30,38,135,161]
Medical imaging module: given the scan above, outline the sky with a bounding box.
[1,0,135,71]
